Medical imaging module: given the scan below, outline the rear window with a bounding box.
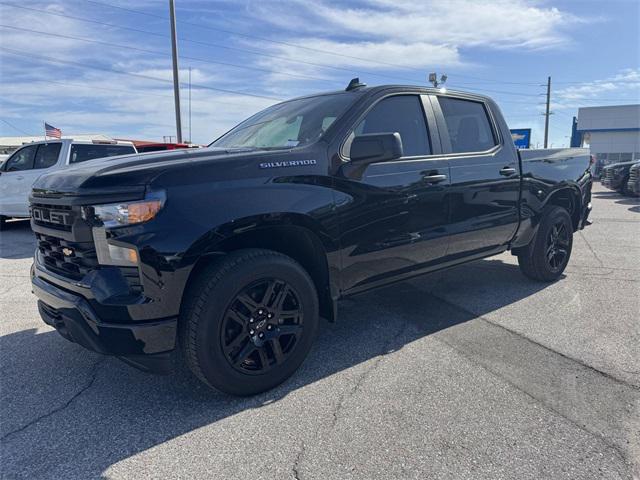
[69,144,135,164]
[438,97,498,153]
[136,145,170,153]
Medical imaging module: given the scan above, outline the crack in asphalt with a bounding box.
[291,440,306,480]
[0,356,105,442]
[329,320,410,429]
[290,320,410,479]
[578,230,605,268]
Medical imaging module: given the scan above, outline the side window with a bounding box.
[438,97,498,153]
[34,143,62,170]
[4,145,38,172]
[70,144,135,163]
[352,95,431,157]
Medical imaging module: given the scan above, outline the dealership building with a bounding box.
[572,104,640,176]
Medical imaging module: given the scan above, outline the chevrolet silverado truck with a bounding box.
[626,162,640,196]
[29,81,593,395]
[601,160,638,195]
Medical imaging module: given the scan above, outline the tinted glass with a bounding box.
[211,93,355,149]
[69,144,135,164]
[5,145,37,172]
[137,145,169,152]
[34,143,62,169]
[439,97,497,153]
[354,95,430,157]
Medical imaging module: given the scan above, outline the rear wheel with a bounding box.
[179,249,319,396]
[517,206,573,282]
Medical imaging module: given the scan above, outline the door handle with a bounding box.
[422,174,447,183]
[499,167,516,176]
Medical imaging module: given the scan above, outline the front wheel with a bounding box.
[517,206,573,282]
[179,249,319,396]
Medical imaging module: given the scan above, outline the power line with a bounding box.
[0,118,34,135]
[0,47,283,102]
[6,1,545,87]
[0,3,429,86]
[0,24,342,87]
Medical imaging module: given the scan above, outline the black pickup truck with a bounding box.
[29,81,593,395]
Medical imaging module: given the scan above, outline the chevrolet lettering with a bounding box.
[31,207,73,226]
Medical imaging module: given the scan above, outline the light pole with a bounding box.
[169,0,183,143]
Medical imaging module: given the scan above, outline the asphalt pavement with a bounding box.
[1,183,638,479]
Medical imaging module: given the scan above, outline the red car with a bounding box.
[135,143,196,153]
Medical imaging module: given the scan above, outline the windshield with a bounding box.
[210,93,355,149]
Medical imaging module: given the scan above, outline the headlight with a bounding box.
[87,191,166,228]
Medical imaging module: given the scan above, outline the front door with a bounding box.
[0,143,62,217]
[333,94,450,293]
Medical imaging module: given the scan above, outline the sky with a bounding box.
[0,0,639,148]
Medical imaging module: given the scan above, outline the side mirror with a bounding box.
[341,132,403,180]
[350,132,403,164]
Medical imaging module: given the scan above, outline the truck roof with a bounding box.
[283,84,493,104]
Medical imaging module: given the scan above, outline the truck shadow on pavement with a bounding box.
[0,257,555,479]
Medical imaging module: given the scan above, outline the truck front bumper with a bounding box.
[32,264,177,374]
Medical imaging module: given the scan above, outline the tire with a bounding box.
[179,249,319,396]
[621,177,631,196]
[517,206,573,282]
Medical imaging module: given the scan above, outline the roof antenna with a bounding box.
[346,77,366,91]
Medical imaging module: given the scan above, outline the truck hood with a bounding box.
[32,146,312,198]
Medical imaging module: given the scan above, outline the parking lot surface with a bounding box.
[1,183,638,479]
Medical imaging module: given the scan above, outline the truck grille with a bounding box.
[602,169,614,182]
[31,203,75,232]
[32,201,144,295]
[36,233,98,280]
[629,166,639,182]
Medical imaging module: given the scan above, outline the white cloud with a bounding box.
[553,69,640,108]
[249,0,585,75]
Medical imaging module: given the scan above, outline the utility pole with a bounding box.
[169,0,183,143]
[188,66,192,144]
[543,76,551,148]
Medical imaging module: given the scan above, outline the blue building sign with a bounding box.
[510,128,531,149]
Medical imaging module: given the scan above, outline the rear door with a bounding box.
[433,95,520,258]
[334,93,451,293]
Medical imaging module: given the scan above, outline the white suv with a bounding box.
[0,139,137,228]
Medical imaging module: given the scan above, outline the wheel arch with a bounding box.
[542,185,582,231]
[182,213,338,322]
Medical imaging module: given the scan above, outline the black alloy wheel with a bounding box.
[222,278,303,375]
[180,249,319,396]
[545,221,570,272]
[517,205,573,282]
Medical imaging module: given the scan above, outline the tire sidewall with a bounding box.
[535,206,573,279]
[193,254,319,395]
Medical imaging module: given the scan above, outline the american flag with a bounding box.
[44,122,62,139]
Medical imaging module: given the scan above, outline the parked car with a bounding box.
[600,160,637,194]
[626,162,640,196]
[135,142,197,153]
[0,139,137,228]
[29,81,592,395]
